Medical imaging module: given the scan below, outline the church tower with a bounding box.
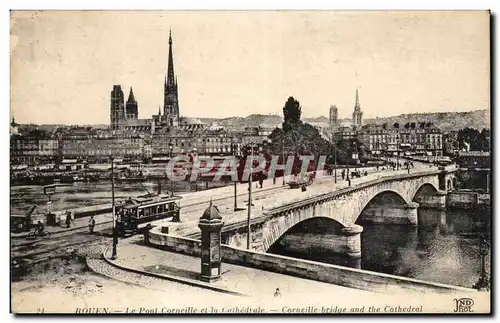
[352,88,363,130]
[110,85,125,130]
[163,30,180,127]
[329,105,339,130]
[125,87,138,120]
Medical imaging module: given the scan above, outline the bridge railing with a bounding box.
[262,168,444,218]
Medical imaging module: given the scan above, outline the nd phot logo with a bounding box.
[453,298,474,313]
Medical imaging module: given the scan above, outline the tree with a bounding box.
[457,127,487,151]
[479,128,491,152]
[282,97,302,131]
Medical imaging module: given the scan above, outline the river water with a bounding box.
[269,207,491,289]
[9,179,228,215]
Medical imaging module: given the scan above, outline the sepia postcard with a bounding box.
[10,10,491,314]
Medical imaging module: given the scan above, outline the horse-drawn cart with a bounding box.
[287,172,315,189]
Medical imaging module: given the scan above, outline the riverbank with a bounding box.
[447,190,490,210]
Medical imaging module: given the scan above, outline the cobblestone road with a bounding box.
[86,242,238,300]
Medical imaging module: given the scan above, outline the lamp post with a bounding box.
[474,220,490,291]
[354,141,359,173]
[247,143,254,249]
[231,138,238,211]
[346,142,350,186]
[192,147,198,192]
[169,142,174,196]
[282,138,285,186]
[332,131,337,183]
[111,157,117,260]
[396,134,400,170]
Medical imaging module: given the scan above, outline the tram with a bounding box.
[115,194,181,237]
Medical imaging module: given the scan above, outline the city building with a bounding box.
[61,128,146,163]
[241,127,272,146]
[357,121,443,157]
[11,138,45,164]
[398,122,427,156]
[425,122,443,156]
[457,151,490,169]
[358,124,387,156]
[334,125,356,142]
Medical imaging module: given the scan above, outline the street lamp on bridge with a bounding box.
[231,137,238,211]
[473,220,490,291]
[169,142,174,196]
[246,143,254,249]
[331,131,337,184]
[396,134,400,170]
[110,156,118,260]
[281,138,286,186]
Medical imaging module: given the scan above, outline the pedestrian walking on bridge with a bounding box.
[88,215,96,234]
[65,212,72,228]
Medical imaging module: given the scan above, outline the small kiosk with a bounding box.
[198,201,224,282]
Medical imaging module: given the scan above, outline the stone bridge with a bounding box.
[215,168,456,258]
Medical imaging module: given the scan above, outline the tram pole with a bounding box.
[232,139,238,211]
[332,131,337,183]
[169,142,174,196]
[282,138,285,186]
[111,157,117,260]
[247,143,253,250]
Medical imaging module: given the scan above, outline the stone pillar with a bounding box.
[198,202,224,283]
[404,202,419,226]
[438,171,447,192]
[340,224,363,258]
[435,190,447,210]
[415,190,447,210]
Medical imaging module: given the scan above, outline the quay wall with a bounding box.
[148,229,474,295]
[447,191,490,210]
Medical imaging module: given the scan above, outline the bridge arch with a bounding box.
[259,209,347,252]
[411,182,446,210]
[412,183,439,202]
[355,190,412,224]
[267,216,345,251]
[351,189,410,225]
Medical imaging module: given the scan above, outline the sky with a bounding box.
[10,10,490,125]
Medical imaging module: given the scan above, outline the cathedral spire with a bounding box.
[352,87,363,129]
[163,29,180,125]
[127,87,136,102]
[166,29,175,91]
[355,87,360,111]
